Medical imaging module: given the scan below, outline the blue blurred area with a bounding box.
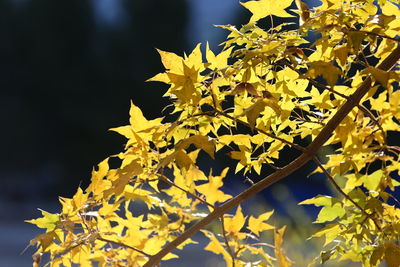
[0,0,338,265]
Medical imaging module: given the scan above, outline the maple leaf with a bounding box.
[110,102,163,143]
[206,42,233,70]
[224,205,247,236]
[247,210,275,236]
[196,168,231,207]
[306,61,342,87]
[147,44,204,103]
[176,135,216,159]
[26,209,60,232]
[156,49,184,73]
[30,231,60,252]
[299,195,345,223]
[202,230,233,265]
[241,0,295,22]
[86,158,111,199]
[274,226,293,267]
[245,98,281,129]
[104,159,143,197]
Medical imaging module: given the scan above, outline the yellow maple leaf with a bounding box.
[274,226,293,267]
[206,42,233,70]
[155,49,184,74]
[176,135,216,159]
[147,45,204,103]
[218,134,252,150]
[202,230,233,265]
[307,61,342,87]
[224,205,247,236]
[72,187,88,211]
[110,102,163,141]
[86,158,111,199]
[104,159,143,197]
[184,43,203,69]
[128,102,163,132]
[245,98,281,129]
[247,210,275,236]
[196,168,231,207]
[143,236,178,260]
[26,210,60,232]
[186,164,208,182]
[29,231,59,252]
[241,0,294,22]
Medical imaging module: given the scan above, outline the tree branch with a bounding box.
[143,45,400,267]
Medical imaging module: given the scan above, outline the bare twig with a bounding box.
[312,157,368,214]
[98,237,152,258]
[220,215,236,267]
[157,173,215,209]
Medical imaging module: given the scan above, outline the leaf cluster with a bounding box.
[27,0,400,266]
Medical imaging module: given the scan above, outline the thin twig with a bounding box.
[312,157,382,230]
[98,237,152,258]
[312,157,366,213]
[357,104,387,143]
[157,173,215,209]
[350,29,400,43]
[213,109,307,152]
[287,64,387,141]
[220,215,236,267]
[291,116,326,126]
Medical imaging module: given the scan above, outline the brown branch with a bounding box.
[143,45,400,267]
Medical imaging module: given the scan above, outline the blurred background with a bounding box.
[0,0,345,266]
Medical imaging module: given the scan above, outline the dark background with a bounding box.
[0,1,249,265]
[0,0,190,202]
[0,0,349,266]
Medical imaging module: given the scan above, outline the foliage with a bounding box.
[27,0,400,266]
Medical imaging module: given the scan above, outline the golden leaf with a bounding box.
[177,135,216,159]
[241,0,295,22]
[274,226,293,267]
[247,210,275,236]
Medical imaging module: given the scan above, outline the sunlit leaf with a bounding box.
[26,210,60,232]
[248,210,274,236]
[241,0,295,22]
